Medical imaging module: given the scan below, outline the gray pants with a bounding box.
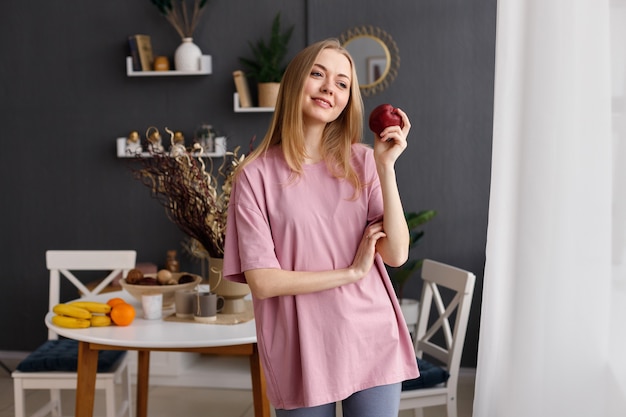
[275,383,402,417]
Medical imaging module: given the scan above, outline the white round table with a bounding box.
[45,291,268,417]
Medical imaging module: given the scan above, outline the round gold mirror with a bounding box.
[339,26,400,97]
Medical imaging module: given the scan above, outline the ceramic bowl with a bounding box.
[120,272,202,308]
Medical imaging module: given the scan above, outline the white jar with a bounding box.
[174,38,202,71]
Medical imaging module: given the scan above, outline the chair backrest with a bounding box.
[46,250,137,339]
[414,259,476,389]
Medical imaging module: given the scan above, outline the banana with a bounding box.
[52,303,92,320]
[90,315,112,327]
[52,314,91,329]
[70,301,112,314]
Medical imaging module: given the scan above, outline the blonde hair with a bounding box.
[236,38,365,195]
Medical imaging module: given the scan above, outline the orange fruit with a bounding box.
[107,297,127,308]
[110,303,136,326]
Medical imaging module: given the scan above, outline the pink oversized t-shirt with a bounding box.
[223,144,419,410]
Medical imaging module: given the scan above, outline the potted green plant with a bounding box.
[239,12,294,108]
[387,210,437,329]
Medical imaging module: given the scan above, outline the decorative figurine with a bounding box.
[165,250,180,272]
[167,128,186,156]
[126,131,142,155]
[146,126,164,153]
[173,131,185,145]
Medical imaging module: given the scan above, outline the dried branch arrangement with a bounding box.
[132,129,244,259]
[150,0,209,38]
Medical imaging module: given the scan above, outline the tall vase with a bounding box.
[174,37,202,71]
[207,256,251,314]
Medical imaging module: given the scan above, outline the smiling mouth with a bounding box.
[313,97,332,108]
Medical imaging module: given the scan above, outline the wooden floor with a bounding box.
[0,353,475,417]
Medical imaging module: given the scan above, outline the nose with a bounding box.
[321,81,333,94]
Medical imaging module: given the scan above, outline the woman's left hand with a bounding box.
[373,107,411,166]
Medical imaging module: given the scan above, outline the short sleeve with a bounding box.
[223,171,281,283]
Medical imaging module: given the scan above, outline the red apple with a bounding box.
[368,103,403,135]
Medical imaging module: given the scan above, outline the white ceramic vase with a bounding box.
[174,37,202,71]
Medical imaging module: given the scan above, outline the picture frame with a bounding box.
[367,56,387,84]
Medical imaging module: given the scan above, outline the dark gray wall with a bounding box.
[0,0,495,368]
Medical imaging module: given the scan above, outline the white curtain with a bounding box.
[474,1,626,416]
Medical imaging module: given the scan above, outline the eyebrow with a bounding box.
[313,63,350,81]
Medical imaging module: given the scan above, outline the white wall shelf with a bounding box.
[233,93,274,113]
[126,56,212,77]
[116,137,226,158]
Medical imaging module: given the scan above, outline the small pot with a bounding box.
[257,82,280,108]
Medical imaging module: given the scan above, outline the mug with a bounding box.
[141,293,163,320]
[174,289,196,318]
[193,292,224,323]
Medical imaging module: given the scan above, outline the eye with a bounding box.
[337,81,349,89]
[311,71,323,78]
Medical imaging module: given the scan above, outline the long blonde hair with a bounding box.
[236,38,365,194]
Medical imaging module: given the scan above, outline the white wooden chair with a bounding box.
[399,259,476,417]
[12,250,136,417]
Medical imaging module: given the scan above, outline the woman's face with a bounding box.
[301,48,352,126]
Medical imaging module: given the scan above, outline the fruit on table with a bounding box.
[127,271,197,286]
[109,303,136,326]
[137,277,158,285]
[53,303,92,320]
[368,103,403,135]
[52,315,91,329]
[107,297,127,308]
[126,268,144,284]
[69,301,111,314]
[178,274,195,284]
[90,315,112,327]
[157,269,176,285]
[51,301,124,328]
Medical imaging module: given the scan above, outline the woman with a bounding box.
[223,38,419,417]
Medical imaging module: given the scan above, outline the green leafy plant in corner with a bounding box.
[239,12,294,83]
[387,210,437,300]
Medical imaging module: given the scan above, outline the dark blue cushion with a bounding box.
[16,339,125,373]
[402,357,450,390]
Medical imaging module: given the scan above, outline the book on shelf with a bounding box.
[134,34,154,71]
[127,36,141,71]
[233,70,252,108]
